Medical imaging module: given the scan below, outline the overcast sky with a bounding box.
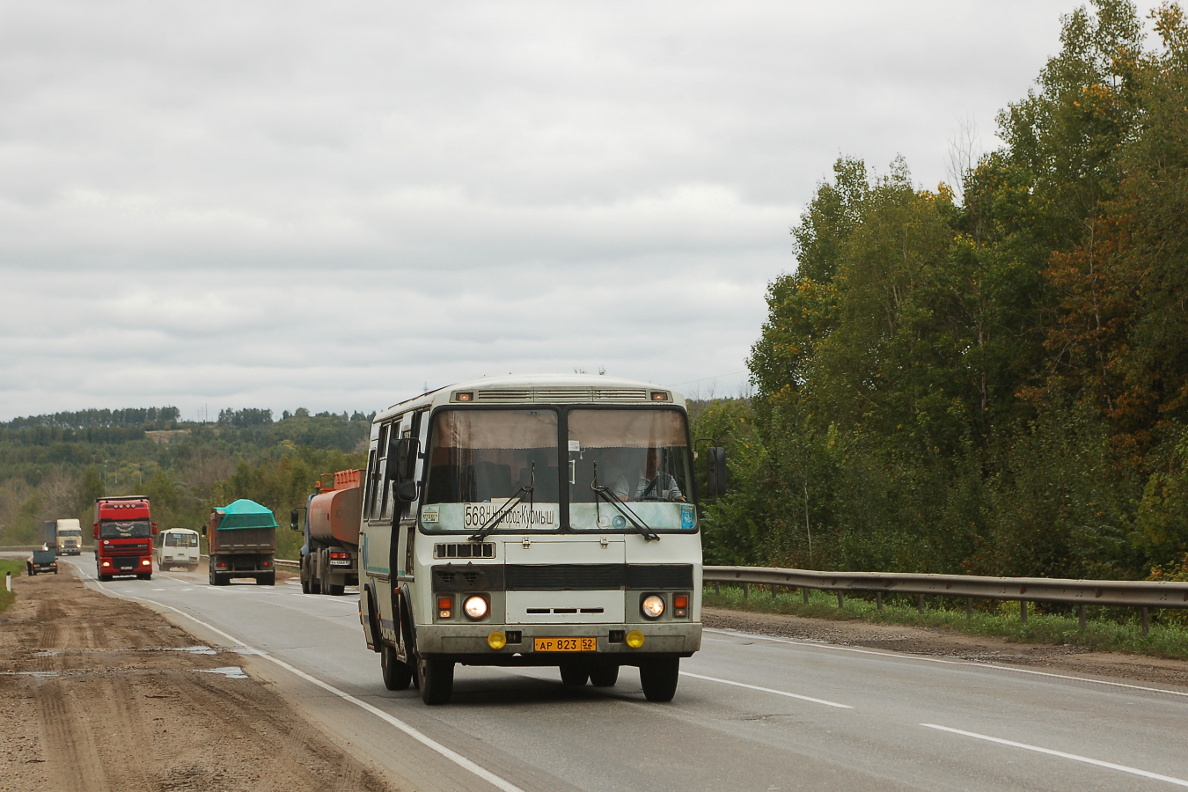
[0,1,1163,423]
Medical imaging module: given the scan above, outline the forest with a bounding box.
[700,0,1188,583]
[2,1,1186,586]
[0,408,370,559]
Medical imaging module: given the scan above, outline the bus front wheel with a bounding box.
[640,657,680,702]
[418,655,454,705]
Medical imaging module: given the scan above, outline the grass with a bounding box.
[0,559,23,616]
[704,584,1188,662]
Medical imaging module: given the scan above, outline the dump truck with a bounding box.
[94,496,157,581]
[291,469,361,596]
[204,499,277,586]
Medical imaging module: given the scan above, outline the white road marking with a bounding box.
[705,628,1188,698]
[104,588,528,792]
[922,723,1188,788]
[680,671,853,709]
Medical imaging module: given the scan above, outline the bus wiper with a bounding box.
[590,470,659,542]
[470,476,535,542]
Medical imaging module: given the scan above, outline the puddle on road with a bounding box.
[199,666,249,679]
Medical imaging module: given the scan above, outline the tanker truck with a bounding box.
[291,469,361,596]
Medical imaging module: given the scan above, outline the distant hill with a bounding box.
[0,407,371,553]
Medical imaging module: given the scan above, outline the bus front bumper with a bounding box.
[416,622,702,661]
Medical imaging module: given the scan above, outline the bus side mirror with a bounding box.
[199,524,207,537]
[152,521,159,536]
[289,509,300,531]
[390,436,421,503]
[705,447,727,498]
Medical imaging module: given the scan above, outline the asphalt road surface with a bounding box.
[10,556,1188,791]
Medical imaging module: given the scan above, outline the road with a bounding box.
[61,557,1188,791]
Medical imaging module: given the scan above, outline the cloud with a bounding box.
[0,0,1160,421]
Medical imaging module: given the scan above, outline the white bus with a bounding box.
[358,374,717,704]
[156,527,201,570]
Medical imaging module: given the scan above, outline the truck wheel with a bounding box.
[257,572,275,586]
[380,645,413,691]
[327,584,345,596]
[301,575,311,594]
[418,655,454,705]
[639,657,680,702]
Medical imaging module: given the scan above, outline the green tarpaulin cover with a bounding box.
[215,499,278,531]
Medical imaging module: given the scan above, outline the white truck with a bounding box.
[53,518,84,555]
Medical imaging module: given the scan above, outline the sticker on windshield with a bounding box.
[681,505,695,530]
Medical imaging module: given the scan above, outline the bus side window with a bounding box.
[363,448,379,519]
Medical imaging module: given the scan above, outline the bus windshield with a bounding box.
[165,532,198,547]
[423,408,559,505]
[99,520,152,539]
[568,408,693,532]
[419,406,694,534]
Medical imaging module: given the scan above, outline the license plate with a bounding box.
[533,637,597,652]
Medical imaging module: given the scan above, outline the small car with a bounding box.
[27,548,58,575]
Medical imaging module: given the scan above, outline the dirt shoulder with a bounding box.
[704,607,1188,690]
[0,568,410,792]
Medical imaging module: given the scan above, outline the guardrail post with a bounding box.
[1020,601,1028,625]
[5,572,10,592]
[771,584,778,601]
[742,582,749,600]
[917,594,925,614]
[802,587,809,604]
[876,592,883,611]
[714,582,720,595]
[1078,604,1086,630]
[966,597,973,619]
[836,591,844,609]
[1141,607,1149,636]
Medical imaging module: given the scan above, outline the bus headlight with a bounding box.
[463,594,490,620]
[641,594,665,620]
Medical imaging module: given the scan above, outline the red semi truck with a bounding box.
[291,469,361,596]
[93,495,157,581]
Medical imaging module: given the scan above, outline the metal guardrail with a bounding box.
[704,565,1188,633]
